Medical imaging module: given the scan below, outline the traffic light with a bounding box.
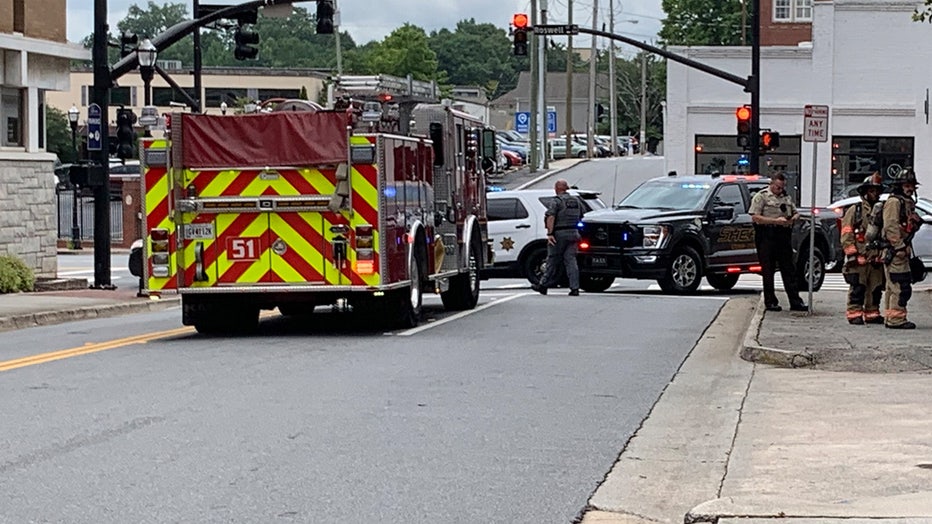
[316,0,335,34]
[119,31,138,58]
[596,103,606,122]
[234,26,260,60]
[760,130,780,151]
[735,105,751,150]
[512,13,529,56]
[115,108,137,160]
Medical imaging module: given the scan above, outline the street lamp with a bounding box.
[67,105,82,250]
[137,38,158,106]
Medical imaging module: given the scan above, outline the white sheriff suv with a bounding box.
[483,188,609,289]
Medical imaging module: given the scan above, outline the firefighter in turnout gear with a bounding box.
[882,167,923,329]
[841,172,885,325]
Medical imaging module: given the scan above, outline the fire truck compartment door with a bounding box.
[212,213,274,285]
[268,212,327,283]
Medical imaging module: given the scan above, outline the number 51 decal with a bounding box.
[226,237,262,261]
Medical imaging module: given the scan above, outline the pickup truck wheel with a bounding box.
[580,275,614,292]
[523,247,548,286]
[658,247,703,294]
[705,272,739,291]
[796,246,826,292]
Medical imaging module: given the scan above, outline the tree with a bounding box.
[46,107,78,163]
[659,0,744,46]
[612,53,667,142]
[368,24,439,81]
[914,1,932,22]
[429,19,516,98]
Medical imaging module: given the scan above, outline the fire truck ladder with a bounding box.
[330,74,440,135]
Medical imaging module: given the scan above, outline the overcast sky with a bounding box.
[67,0,665,52]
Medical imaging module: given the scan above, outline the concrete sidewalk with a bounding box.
[584,290,932,524]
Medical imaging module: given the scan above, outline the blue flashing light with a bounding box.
[576,221,584,228]
[681,183,711,189]
[384,186,397,198]
[622,231,629,242]
[487,185,506,192]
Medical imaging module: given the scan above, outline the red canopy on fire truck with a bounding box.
[179,111,350,169]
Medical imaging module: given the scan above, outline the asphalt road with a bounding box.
[0,286,726,523]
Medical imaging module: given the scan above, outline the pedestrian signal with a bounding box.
[760,130,780,151]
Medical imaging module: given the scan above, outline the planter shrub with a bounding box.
[0,255,35,293]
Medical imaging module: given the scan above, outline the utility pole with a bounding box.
[750,0,761,174]
[587,0,598,158]
[639,53,647,155]
[540,0,549,169]
[193,0,202,112]
[91,0,113,289]
[608,0,617,157]
[334,0,343,75]
[564,0,574,158]
[530,0,539,173]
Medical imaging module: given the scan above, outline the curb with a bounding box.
[0,296,181,333]
[739,294,815,368]
[515,158,590,190]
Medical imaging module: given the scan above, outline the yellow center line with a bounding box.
[0,311,282,373]
[0,326,194,373]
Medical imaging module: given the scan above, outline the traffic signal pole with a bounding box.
[749,0,761,175]
[92,0,113,289]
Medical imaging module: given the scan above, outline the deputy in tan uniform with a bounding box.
[882,168,923,329]
[748,172,807,312]
[840,172,885,324]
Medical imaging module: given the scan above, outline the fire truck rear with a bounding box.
[138,101,494,333]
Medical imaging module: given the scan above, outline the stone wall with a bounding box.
[0,158,58,278]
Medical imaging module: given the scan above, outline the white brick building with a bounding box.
[665,0,929,206]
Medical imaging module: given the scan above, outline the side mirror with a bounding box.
[711,206,735,221]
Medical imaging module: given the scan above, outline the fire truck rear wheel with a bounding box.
[395,251,423,328]
[441,235,481,311]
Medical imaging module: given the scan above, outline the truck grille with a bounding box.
[582,223,640,248]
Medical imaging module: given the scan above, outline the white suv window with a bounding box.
[487,198,530,221]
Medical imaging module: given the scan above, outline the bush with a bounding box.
[0,255,35,293]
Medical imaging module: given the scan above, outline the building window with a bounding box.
[774,0,812,22]
[205,88,248,108]
[152,87,197,107]
[257,88,301,101]
[13,0,25,32]
[694,134,804,205]
[830,137,914,201]
[110,86,133,106]
[1,87,25,147]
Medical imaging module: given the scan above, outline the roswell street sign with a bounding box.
[533,24,579,35]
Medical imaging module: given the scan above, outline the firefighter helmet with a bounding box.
[890,167,920,186]
[857,172,884,195]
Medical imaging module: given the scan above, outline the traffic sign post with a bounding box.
[87,103,102,151]
[803,104,829,314]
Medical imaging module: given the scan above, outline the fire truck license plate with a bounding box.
[183,223,215,239]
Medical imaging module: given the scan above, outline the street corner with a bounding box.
[738,294,816,368]
[579,510,661,524]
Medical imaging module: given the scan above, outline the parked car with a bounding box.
[577,173,839,293]
[496,129,528,144]
[501,149,524,168]
[497,139,529,163]
[548,138,589,159]
[828,194,932,270]
[483,188,607,285]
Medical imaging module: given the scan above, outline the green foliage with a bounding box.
[0,255,35,294]
[609,53,666,141]
[914,1,932,22]
[428,19,517,97]
[46,107,78,164]
[659,0,744,45]
[368,24,438,81]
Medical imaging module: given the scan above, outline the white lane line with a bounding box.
[611,292,730,301]
[397,293,529,337]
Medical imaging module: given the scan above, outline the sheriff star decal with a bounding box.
[500,237,516,251]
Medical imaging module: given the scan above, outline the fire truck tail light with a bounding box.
[355,259,375,274]
[151,228,169,241]
[355,225,375,249]
[356,237,373,249]
[152,253,169,266]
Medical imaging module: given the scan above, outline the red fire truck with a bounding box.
[138,99,494,333]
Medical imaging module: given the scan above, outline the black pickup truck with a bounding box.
[576,173,841,294]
